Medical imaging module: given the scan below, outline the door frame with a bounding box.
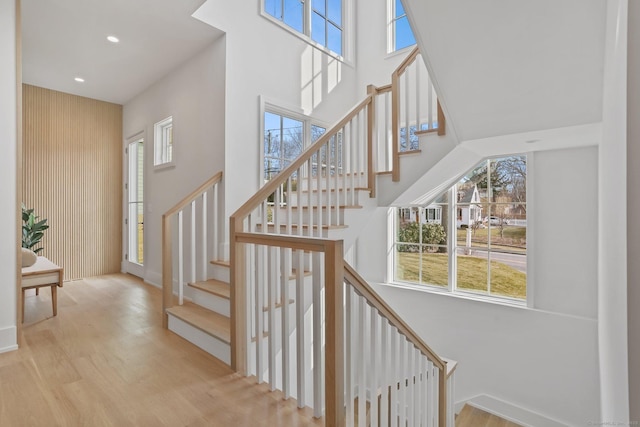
[123,131,145,278]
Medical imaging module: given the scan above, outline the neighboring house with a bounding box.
[455,184,482,228]
[399,206,442,225]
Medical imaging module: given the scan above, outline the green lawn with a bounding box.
[396,251,526,299]
[456,226,526,252]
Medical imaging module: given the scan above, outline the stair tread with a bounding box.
[399,149,422,155]
[414,128,439,136]
[456,404,522,427]
[166,302,230,344]
[376,171,393,175]
[279,204,363,210]
[300,187,371,193]
[256,223,349,230]
[209,259,230,267]
[263,298,295,311]
[188,279,230,299]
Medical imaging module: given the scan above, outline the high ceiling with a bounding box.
[22,0,222,105]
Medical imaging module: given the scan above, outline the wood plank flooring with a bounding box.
[456,404,523,427]
[0,274,321,427]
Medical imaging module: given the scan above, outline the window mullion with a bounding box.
[449,187,455,293]
[304,0,311,37]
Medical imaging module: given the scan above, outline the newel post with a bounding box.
[366,85,376,198]
[161,214,173,328]
[325,240,345,426]
[230,216,247,374]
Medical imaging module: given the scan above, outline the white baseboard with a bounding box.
[0,326,17,354]
[456,394,568,427]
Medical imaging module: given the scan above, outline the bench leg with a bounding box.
[36,288,39,296]
[51,285,57,317]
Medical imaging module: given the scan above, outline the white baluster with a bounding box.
[178,210,184,305]
[295,249,306,408]
[201,191,207,281]
[268,246,277,391]
[381,318,389,427]
[399,337,407,426]
[190,200,196,284]
[213,183,219,261]
[370,307,379,427]
[345,285,354,427]
[357,295,366,427]
[281,247,290,398]
[312,252,322,417]
[255,243,264,384]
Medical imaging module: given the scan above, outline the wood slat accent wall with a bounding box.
[22,85,123,280]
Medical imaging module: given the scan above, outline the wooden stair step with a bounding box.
[398,149,422,155]
[285,204,363,210]
[166,302,230,344]
[209,259,230,268]
[262,298,295,312]
[376,170,393,176]
[414,128,439,136]
[301,187,371,193]
[455,404,523,427]
[188,279,230,299]
[256,223,348,231]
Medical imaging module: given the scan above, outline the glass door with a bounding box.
[126,137,144,277]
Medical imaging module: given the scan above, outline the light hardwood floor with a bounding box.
[1,274,321,426]
[456,404,523,427]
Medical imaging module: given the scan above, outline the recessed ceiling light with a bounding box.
[107,35,119,43]
[74,77,85,83]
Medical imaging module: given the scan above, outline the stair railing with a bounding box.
[392,46,445,182]
[230,230,452,426]
[161,171,223,327]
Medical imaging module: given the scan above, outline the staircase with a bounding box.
[162,47,457,426]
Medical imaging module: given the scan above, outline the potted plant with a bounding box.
[22,205,49,254]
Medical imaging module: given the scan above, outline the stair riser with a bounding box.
[167,315,230,364]
[192,290,230,317]
[209,263,230,283]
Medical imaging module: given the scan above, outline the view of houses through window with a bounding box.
[395,155,527,300]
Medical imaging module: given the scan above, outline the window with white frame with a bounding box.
[263,110,326,182]
[389,0,416,53]
[263,0,344,57]
[153,116,173,168]
[394,155,527,301]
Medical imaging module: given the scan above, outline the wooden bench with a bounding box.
[21,256,63,322]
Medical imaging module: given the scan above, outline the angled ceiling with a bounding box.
[403,0,607,142]
[22,0,223,105]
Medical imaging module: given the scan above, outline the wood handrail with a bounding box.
[164,171,223,219]
[343,262,446,371]
[162,170,223,328]
[344,261,448,427]
[395,46,420,77]
[230,95,373,222]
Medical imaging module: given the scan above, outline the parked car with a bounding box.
[486,216,508,226]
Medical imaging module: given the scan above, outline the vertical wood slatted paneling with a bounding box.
[22,85,123,281]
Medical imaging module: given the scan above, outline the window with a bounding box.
[389,0,416,52]
[264,0,344,56]
[263,110,326,182]
[394,155,527,302]
[154,116,173,168]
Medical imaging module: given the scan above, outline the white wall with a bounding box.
[122,39,226,286]
[193,1,361,225]
[599,0,630,421]
[627,0,639,421]
[0,0,18,353]
[357,146,601,425]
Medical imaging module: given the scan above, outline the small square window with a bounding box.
[154,116,174,168]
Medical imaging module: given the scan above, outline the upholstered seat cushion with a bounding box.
[21,247,37,267]
[22,256,63,288]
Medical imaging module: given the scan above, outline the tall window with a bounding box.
[263,110,326,182]
[389,0,416,52]
[264,0,344,56]
[394,155,527,301]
